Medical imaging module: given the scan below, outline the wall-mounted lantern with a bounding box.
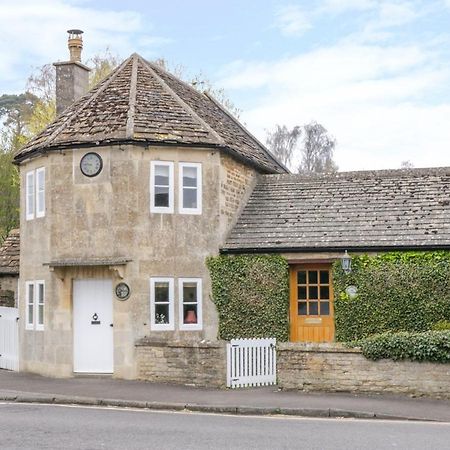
[341,250,352,274]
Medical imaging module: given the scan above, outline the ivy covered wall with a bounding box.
[333,252,450,342]
[207,254,289,341]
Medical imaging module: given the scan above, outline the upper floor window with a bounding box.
[26,167,45,220]
[150,161,174,214]
[179,163,202,214]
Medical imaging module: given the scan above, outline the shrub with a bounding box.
[333,252,450,341]
[207,254,289,341]
[433,320,450,331]
[358,330,450,363]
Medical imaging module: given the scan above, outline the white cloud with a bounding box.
[0,0,170,92]
[275,5,312,36]
[219,42,450,171]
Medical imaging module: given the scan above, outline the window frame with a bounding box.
[150,161,174,214]
[178,162,202,215]
[178,278,202,331]
[25,281,35,330]
[26,171,35,221]
[35,167,45,218]
[35,280,45,331]
[150,277,175,331]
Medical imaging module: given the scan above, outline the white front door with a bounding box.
[73,279,113,373]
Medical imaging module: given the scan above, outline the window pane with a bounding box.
[298,302,307,315]
[183,304,198,324]
[37,169,45,190]
[155,304,169,323]
[183,188,197,209]
[38,283,44,303]
[320,302,330,315]
[309,286,318,299]
[28,284,34,304]
[155,165,169,186]
[155,282,169,303]
[155,186,169,207]
[183,167,197,187]
[309,302,318,315]
[297,271,307,284]
[320,270,329,284]
[320,286,330,300]
[38,304,44,325]
[308,271,318,284]
[297,286,307,300]
[183,283,197,303]
[28,304,34,324]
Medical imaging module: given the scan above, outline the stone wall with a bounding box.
[0,276,18,307]
[136,339,226,387]
[278,343,450,399]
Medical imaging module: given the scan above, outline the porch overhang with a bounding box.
[44,257,132,280]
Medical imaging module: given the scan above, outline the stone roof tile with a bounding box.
[224,167,450,252]
[0,229,20,275]
[15,54,286,174]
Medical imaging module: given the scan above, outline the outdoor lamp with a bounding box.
[341,250,352,274]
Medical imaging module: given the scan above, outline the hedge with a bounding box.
[358,330,450,363]
[206,254,289,341]
[333,252,450,342]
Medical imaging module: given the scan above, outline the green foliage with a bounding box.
[358,330,450,363]
[433,320,450,331]
[207,254,289,341]
[333,252,450,341]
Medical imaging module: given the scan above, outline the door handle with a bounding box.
[110,323,113,327]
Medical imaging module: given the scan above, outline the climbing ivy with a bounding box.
[206,254,289,341]
[333,252,450,342]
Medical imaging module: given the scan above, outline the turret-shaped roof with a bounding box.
[15,53,287,173]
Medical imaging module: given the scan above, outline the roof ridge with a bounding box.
[260,166,450,181]
[138,56,225,146]
[203,91,289,174]
[125,54,139,139]
[41,55,135,150]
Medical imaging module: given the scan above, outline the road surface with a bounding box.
[1,402,449,449]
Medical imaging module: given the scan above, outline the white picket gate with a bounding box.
[226,338,276,388]
[0,306,19,371]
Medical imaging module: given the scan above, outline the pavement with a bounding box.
[0,369,449,422]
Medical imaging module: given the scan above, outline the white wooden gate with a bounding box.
[0,306,19,371]
[226,338,276,388]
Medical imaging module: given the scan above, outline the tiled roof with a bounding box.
[223,168,450,252]
[0,229,20,275]
[14,54,286,174]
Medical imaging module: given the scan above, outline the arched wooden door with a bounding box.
[289,264,335,342]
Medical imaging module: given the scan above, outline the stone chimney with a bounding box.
[53,29,91,116]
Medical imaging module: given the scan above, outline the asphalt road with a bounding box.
[1,402,450,450]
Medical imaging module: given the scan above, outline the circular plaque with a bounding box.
[80,152,103,177]
[115,282,131,301]
[345,285,358,299]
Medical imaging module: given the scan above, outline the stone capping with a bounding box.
[277,342,362,354]
[135,338,226,349]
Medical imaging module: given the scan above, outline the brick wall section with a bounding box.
[220,154,256,223]
[278,343,450,399]
[136,339,227,387]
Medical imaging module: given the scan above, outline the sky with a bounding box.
[1,0,450,171]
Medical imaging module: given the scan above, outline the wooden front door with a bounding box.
[290,265,334,342]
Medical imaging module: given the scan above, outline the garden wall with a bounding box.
[278,343,450,399]
[136,339,226,388]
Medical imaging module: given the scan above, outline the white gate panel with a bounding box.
[227,338,276,388]
[0,306,19,371]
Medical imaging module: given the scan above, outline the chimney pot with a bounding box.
[67,29,84,62]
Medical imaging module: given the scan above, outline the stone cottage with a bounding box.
[13,31,450,382]
[13,31,286,379]
[0,229,20,307]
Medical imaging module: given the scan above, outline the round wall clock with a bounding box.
[115,282,131,301]
[80,152,103,177]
